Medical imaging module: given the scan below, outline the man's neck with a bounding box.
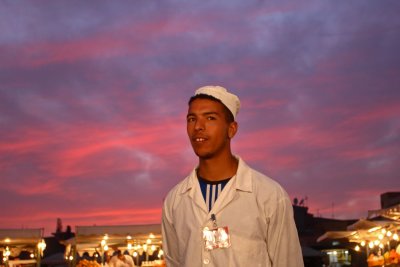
[197,154,238,182]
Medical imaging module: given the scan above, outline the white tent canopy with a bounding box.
[317,231,357,243]
[317,218,400,243]
[346,218,397,231]
[76,224,161,239]
[65,224,162,255]
[0,228,45,267]
[368,204,400,221]
[0,228,44,246]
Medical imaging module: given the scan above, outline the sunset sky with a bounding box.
[1,1,399,236]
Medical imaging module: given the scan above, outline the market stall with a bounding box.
[318,218,400,266]
[0,228,46,267]
[368,203,400,221]
[64,224,164,267]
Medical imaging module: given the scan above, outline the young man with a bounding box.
[162,85,304,266]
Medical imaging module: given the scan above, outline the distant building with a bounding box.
[292,203,357,266]
[293,204,357,245]
[380,192,400,209]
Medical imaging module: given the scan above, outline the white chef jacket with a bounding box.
[162,157,304,267]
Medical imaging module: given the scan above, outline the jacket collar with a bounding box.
[179,156,253,195]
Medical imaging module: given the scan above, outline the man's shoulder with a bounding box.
[238,158,287,196]
[238,158,278,184]
[164,171,194,201]
[251,168,282,188]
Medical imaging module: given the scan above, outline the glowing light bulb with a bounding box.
[369,241,374,249]
[355,245,360,251]
[393,233,399,241]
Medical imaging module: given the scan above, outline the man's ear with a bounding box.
[228,121,238,139]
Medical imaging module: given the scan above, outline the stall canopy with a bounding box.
[65,224,162,255]
[368,203,400,221]
[317,231,357,243]
[317,218,400,244]
[0,228,45,267]
[0,228,44,246]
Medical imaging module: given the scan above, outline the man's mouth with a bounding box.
[194,137,207,142]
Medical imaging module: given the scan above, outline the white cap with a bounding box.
[194,85,240,120]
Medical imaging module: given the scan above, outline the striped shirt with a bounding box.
[198,176,231,211]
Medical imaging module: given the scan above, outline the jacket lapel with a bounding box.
[181,169,209,214]
[210,157,253,215]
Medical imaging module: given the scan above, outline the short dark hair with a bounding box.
[188,94,234,123]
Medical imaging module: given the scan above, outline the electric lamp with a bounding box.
[369,241,374,249]
[393,233,399,241]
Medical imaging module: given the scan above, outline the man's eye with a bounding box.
[207,116,216,120]
[187,117,195,122]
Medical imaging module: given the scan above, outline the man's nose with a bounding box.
[194,118,205,131]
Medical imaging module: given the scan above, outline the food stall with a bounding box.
[0,228,46,267]
[64,224,164,267]
[318,218,400,266]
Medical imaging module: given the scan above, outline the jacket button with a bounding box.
[203,258,210,264]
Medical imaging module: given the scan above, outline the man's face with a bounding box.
[186,98,237,159]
